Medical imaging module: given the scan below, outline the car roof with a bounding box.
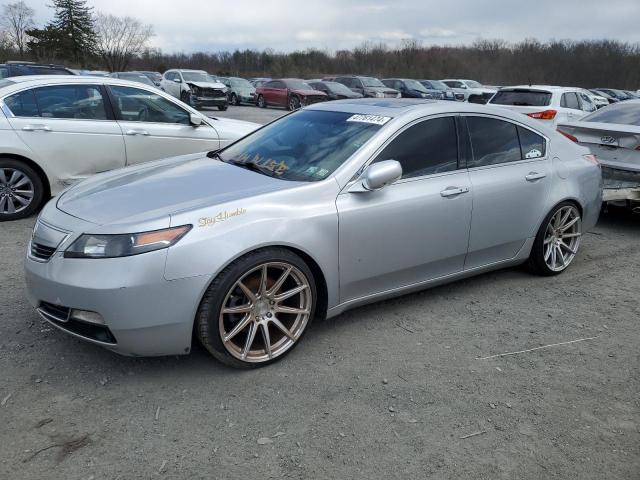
[500,85,578,92]
[0,75,173,94]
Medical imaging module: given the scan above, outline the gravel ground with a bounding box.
[0,105,638,479]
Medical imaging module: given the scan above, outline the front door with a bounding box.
[107,85,219,165]
[3,83,126,189]
[463,115,551,269]
[337,116,473,303]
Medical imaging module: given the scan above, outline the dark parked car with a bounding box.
[307,80,363,100]
[109,72,156,87]
[420,80,459,101]
[218,76,257,105]
[0,61,75,79]
[256,79,327,110]
[332,75,400,98]
[382,78,434,99]
[590,89,619,104]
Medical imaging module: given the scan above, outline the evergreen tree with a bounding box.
[49,0,96,66]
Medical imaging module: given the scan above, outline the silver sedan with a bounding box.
[25,100,602,368]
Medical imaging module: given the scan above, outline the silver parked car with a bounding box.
[25,100,602,368]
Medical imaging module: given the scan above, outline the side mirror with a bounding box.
[350,160,402,192]
[174,78,182,83]
[189,113,203,126]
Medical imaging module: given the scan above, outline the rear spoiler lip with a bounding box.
[556,121,640,136]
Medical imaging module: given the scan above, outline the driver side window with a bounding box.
[109,86,190,124]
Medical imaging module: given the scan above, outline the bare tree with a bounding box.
[1,1,35,56]
[94,13,153,72]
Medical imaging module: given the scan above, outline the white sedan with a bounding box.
[0,75,258,220]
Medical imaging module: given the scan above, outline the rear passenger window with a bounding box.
[561,92,580,110]
[466,117,521,167]
[374,116,458,178]
[4,89,39,117]
[33,85,107,120]
[517,127,546,159]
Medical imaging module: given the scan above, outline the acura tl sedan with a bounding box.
[25,99,602,368]
[0,76,258,220]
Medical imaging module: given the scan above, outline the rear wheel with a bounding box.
[229,93,239,106]
[0,159,43,221]
[218,104,228,111]
[196,248,316,368]
[528,202,582,275]
[257,94,266,108]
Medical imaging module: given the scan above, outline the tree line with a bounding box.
[0,1,638,89]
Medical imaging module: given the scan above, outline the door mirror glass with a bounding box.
[357,160,402,191]
[174,78,182,83]
[189,113,203,126]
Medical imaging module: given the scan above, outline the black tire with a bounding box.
[0,158,44,221]
[257,94,266,108]
[287,95,301,111]
[196,247,317,368]
[180,90,192,107]
[229,93,239,106]
[527,201,582,276]
[218,104,228,111]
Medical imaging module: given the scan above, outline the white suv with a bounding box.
[160,69,228,110]
[488,85,597,126]
[0,76,257,220]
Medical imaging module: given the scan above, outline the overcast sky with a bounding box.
[26,0,640,53]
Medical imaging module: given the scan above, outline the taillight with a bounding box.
[527,109,557,120]
[582,154,599,165]
[557,129,578,143]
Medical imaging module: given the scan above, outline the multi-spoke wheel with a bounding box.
[529,202,582,275]
[196,248,316,368]
[287,96,301,111]
[0,159,43,221]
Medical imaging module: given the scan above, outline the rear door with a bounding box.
[558,92,585,123]
[3,83,126,188]
[337,115,473,302]
[464,115,550,269]
[107,84,219,165]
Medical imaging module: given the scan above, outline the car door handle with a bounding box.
[22,124,51,132]
[525,172,546,182]
[125,129,150,136]
[440,186,470,197]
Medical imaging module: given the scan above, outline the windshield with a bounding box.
[285,80,312,90]
[361,77,385,88]
[231,78,253,88]
[219,110,388,182]
[583,102,640,126]
[182,72,211,82]
[425,80,448,91]
[403,79,428,92]
[464,80,482,88]
[325,81,353,95]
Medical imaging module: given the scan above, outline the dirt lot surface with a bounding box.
[0,106,638,479]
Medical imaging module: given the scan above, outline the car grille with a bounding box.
[38,301,117,344]
[30,241,56,260]
[384,91,398,98]
[201,88,226,97]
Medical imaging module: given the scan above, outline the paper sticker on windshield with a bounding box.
[346,114,391,125]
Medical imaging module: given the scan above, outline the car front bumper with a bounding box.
[191,95,228,108]
[25,242,211,357]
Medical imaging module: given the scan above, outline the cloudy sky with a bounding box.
[26,0,640,53]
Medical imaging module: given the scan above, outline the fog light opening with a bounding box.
[70,309,105,325]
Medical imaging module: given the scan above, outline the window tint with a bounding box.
[517,127,546,159]
[0,67,8,79]
[165,72,176,81]
[109,86,189,124]
[490,90,551,107]
[561,92,580,110]
[467,117,521,167]
[5,89,39,117]
[374,117,458,178]
[34,85,107,119]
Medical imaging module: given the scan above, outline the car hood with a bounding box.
[187,81,227,89]
[292,88,327,97]
[364,86,397,93]
[56,155,300,225]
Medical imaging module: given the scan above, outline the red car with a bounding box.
[256,78,327,110]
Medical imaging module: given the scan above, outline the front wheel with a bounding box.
[180,90,192,107]
[218,104,228,111]
[196,248,316,368]
[288,95,301,111]
[528,202,582,276]
[257,94,266,108]
[0,159,43,221]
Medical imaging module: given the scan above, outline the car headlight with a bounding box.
[190,86,200,96]
[375,91,384,98]
[64,225,191,259]
[396,92,401,98]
